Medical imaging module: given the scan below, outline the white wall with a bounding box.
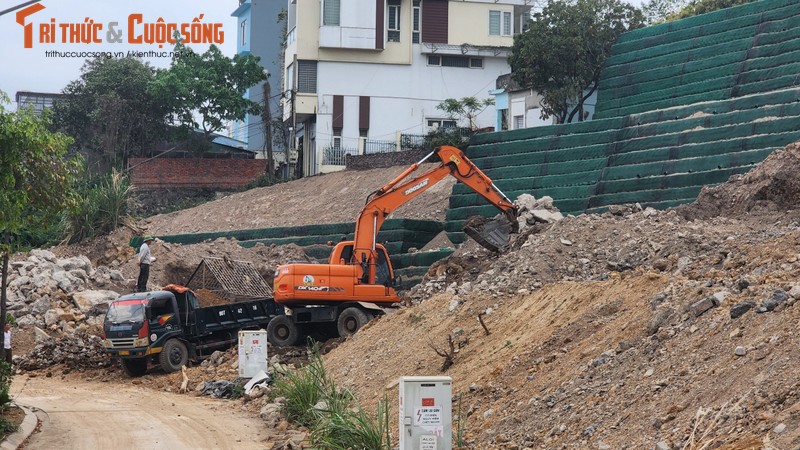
[314,51,507,161]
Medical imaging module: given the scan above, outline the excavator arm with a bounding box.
[352,145,518,283]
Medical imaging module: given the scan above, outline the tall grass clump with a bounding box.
[273,341,391,449]
[62,169,134,243]
[272,342,354,428]
[311,398,391,450]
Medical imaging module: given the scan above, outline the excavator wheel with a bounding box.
[337,307,369,337]
[268,315,301,347]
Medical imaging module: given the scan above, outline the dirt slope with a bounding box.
[20,142,800,449]
[141,164,456,235]
[320,142,800,449]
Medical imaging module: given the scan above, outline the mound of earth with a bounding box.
[678,141,800,220]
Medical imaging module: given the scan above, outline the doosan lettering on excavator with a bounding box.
[267,146,519,346]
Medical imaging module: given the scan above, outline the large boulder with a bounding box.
[72,290,120,313]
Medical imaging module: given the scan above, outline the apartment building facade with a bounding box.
[231,0,285,154]
[283,0,532,176]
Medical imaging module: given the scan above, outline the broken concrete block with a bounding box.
[690,296,719,317]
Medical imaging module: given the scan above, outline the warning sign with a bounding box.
[414,406,442,426]
[422,397,434,406]
[420,435,437,450]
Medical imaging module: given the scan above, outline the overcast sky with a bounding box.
[0,0,644,109]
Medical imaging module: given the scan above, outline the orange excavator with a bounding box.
[267,145,518,346]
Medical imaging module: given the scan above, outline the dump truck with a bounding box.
[103,258,281,376]
[267,145,518,346]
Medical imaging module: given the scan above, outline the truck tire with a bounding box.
[159,339,188,373]
[268,315,300,347]
[337,307,369,337]
[121,358,148,377]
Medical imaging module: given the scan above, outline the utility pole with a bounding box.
[262,71,275,179]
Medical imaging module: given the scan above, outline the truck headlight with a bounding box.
[134,337,149,347]
[103,339,112,348]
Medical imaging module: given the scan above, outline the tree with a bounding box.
[671,0,756,19]
[52,57,169,172]
[509,0,645,123]
[642,0,687,23]
[0,92,81,359]
[436,97,494,130]
[151,42,267,142]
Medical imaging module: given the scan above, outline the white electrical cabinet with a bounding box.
[399,376,452,450]
[238,329,268,378]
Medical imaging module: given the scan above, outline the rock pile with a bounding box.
[16,332,109,371]
[6,249,122,335]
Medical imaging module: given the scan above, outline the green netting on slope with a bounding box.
[607,6,800,68]
[612,0,797,48]
[469,128,619,158]
[620,102,800,141]
[390,249,454,268]
[594,166,753,194]
[629,88,800,125]
[470,117,624,146]
[238,229,440,249]
[734,74,800,97]
[606,26,759,69]
[478,158,609,180]
[467,142,613,170]
[130,219,443,248]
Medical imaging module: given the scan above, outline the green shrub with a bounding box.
[62,169,133,243]
[0,361,13,409]
[311,398,391,450]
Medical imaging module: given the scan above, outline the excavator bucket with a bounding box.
[463,215,516,253]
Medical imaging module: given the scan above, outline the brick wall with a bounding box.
[129,157,265,189]
[345,149,429,170]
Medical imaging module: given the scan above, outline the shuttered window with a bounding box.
[297,60,317,93]
[323,0,340,26]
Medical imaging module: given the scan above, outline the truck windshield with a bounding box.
[106,299,146,324]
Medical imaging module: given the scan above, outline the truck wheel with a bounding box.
[337,307,369,337]
[268,316,300,347]
[121,358,148,377]
[159,339,188,373]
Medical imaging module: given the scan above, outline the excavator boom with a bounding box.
[352,146,518,281]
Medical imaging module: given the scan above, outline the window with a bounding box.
[427,119,457,131]
[388,0,401,42]
[240,19,247,46]
[323,0,340,26]
[412,1,421,44]
[489,10,512,36]
[514,115,524,129]
[427,55,484,69]
[333,130,342,149]
[286,63,295,90]
[297,60,317,93]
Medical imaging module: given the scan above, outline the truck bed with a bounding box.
[190,298,283,336]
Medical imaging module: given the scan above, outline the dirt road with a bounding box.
[11,375,269,450]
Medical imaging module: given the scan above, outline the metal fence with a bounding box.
[364,139,398,154]
[323,146,357,165]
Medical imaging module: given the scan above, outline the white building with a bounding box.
[283,0,533,176]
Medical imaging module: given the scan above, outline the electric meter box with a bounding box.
[399,376,452,450]
[238,329,268,378]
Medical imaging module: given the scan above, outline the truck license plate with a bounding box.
[119,351,129,356]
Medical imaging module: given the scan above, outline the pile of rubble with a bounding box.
[6,249,122,337]
[16,332,109,371]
